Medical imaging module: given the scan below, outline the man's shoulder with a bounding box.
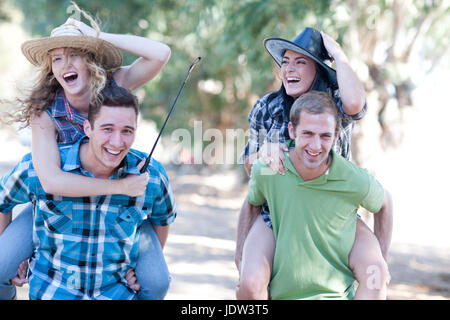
[13,152,35,174]
[332,153,375,187]
[251,157,268,173]
[250,158,278,184]
[127,149,168,178]
[58,143,75,156]
[0,152,36,189]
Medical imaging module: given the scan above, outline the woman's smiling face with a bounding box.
[281,50,317,98]
[50,47,90,97]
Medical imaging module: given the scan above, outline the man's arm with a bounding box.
[373,189,393,260]
[0,155,34,233]
[0,212,12,235]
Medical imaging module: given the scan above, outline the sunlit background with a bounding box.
[0,0,449,300]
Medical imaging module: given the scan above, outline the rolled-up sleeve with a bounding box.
[149,166,177,226]
[0,156,34,213]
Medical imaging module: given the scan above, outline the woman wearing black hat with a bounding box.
[236,28,390,299]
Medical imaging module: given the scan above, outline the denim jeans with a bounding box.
[0,204,171,300]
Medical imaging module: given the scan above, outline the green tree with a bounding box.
[10,0,450,165]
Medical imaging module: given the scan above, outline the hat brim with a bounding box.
[264,37,337,87]
[21,35,122,70]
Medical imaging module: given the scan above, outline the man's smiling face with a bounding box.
[83,105,137,178]
[288,110,337,175]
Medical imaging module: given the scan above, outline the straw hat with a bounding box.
[264,27,337,88]
[21,24,122,70]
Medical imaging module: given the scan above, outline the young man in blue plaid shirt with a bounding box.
[0,86,177,300]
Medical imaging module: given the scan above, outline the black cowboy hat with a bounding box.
[264,27,338,88]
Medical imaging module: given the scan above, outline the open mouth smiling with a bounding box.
[63,72,78,84]
[306,149,321,157]
[286,76,301,85]
[105,148,121,156]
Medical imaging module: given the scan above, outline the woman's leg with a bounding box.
[236,214,275,300]
[135,219,171,300]
[349,218,391,300]
[0,203,34,300]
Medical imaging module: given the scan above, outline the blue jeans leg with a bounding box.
[0,203,34,300]
[135,220,171,300]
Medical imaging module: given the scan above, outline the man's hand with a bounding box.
[125,268,141,292]
[10,260,29,287]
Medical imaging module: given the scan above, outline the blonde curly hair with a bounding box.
[2,1,112,127]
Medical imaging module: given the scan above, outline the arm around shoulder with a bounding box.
[31,112,148,197]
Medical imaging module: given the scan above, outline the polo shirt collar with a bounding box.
[284,141,346,184]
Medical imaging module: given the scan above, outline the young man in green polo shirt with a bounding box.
[247,91,393,300]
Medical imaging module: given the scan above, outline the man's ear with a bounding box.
[288,121,296,140]
[83,120,92,137]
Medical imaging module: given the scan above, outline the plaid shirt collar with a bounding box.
[49,90,85,130]
[62,137,142,177]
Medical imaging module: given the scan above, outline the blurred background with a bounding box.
[0,0,449,300]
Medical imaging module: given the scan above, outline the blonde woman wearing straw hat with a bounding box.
[236,28,392,299]
[0,5,171,300]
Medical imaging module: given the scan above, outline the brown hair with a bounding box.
[88,84,139,126]
[289,90,341,133]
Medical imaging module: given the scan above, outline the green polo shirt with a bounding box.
[248,148,384,300]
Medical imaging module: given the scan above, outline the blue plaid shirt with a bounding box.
[0,138,177,300]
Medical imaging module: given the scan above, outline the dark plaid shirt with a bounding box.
[0,138,177,300]
[243,89,367,227]
[45,78,119,145]
[45,89,86,145]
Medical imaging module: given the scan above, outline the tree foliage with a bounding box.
[9,0,450,162]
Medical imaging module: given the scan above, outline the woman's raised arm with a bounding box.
[31,111,148,197]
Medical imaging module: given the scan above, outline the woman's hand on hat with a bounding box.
[320,31,347,64]
[63,17,97,38]
[259,142,288,175]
